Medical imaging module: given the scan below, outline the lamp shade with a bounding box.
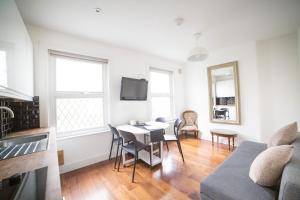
[187,46,209,62]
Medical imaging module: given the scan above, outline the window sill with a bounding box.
[56,128,110,140]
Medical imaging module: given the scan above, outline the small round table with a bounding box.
[210,129,238,151]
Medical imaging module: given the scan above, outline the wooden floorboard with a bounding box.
[60,138,231,200]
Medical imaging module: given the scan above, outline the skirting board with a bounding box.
[59,151,116,174]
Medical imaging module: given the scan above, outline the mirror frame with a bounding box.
[207,61,241,125]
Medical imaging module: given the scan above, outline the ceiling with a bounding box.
[16,0,300,63]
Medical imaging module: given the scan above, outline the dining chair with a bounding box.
[155,117,169,149]
[163,118,185,162]
[108,124,122,169]
[181,110,199,138]
[117,130,149,182]
[149,129,165,166]
[155,117,167,123]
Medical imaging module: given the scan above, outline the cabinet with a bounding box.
[0,0,33,100]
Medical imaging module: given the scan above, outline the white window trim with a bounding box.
[49,50,109,138]
[149,67,175,120]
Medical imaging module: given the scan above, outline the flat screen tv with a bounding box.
[120,77,148,100]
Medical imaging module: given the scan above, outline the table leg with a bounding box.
[233,137,235,150]
[160,141,163,159]
[150,143,153,166]
[211,133,214,147]
[228,137,231,151]
[217,136,219,148]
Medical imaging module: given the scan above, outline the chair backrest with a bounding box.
[155,117,167,123]
[108,124,120,138]
[182,110,198,126]
[173,118,182,137]
[118,130,136,144]
[150,129,164,143]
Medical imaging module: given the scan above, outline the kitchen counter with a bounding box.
[0,128,61,200]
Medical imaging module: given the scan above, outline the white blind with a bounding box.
[48,49,108,64]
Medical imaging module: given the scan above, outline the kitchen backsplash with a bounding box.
[0,96,40,138]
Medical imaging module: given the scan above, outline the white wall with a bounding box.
[28,25,184,173]
[184,32,300,144]
[257,33,300,142]
[0,0,33,96]
[184,42,261,144]
[298,27,300,66]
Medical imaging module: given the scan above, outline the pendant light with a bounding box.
[187,32,208,62]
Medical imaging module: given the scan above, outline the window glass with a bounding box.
[150,71,170,94]
[150,69,173,120]
[51,53,106,136]
[56,98,103,133]
[56,57,103,92]
[151,97,171,120]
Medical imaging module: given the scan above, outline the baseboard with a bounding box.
[59,152,115,174]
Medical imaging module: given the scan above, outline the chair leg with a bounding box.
[149,147,152,167]
[176,140,185,162]
[158,142,161,159]
[109,134,114,160]
[114,139,120,169]
[165,141,169,151]
[117,148,123,172]
[132,153,137,183]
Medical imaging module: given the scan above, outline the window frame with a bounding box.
[149,67,175,121]
[49,50,109,138]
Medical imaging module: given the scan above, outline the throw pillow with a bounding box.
[268,122,297,147]
[249,145,293,186]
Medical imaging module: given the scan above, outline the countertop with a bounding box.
[0,128,62,200]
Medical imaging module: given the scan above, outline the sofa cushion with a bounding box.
[249,145,293,186]
[278,134,300,200]
[200,141,277,200]
[268,122,297,147]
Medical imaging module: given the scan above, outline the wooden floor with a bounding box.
[60,138,231,200]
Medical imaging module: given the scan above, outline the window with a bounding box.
[150,68,174,120]
[0,50,7,87]
[49,50,108,137]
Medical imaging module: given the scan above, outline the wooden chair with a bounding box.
[155,117,169,149]
[181,110,199,138]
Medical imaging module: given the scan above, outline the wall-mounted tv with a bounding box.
[120,77,148,100]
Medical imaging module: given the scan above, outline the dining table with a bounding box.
[117,121,169,167]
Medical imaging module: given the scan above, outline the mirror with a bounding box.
[207,61,241,124]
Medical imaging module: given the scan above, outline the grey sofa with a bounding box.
[200,134,300,200]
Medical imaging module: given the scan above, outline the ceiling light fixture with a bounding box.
[95,8,102,13]
[174,17,184,26]
[187,32,209,62]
